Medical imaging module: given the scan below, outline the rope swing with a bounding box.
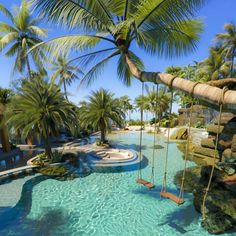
[202,86,227,221]
[160,76,186,205]
[136,82,155,189]
[149,84,159,184]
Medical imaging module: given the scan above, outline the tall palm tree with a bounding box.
[51,55,83,100]
[0,88,13,152]
[6,77,77,157]
[79,89,125,143]
[216,23,236,77]
[199,47,230,80]
[30,1,236,113]
[32,0,204,87]
[0,0,47,77]
[118,95,132,121]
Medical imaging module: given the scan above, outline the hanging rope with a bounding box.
[178,100,194,200]
[150,84,159,183]
[178,82,200,201]
[161,88,174,192]
[202,86,228,221]
[138,82,145,179]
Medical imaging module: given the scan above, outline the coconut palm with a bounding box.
[32,0,204,87]
[31,0,236,113]
[51,55,83,100]
[199,47,231,81]
[79,89,125,143]
[145,85,171,119]
[0,88,13,152]
[118,95,132,121]
[216,23,236,77]
[6,77,77,157]
[0,0,47,77]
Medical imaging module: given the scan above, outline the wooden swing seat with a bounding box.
[160,191,184,205]
[136,178,155,189]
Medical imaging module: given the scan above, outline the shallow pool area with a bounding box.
[0,132,232,236]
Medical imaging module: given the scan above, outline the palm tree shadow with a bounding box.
[157,202,200,234]
[0,175,70,235]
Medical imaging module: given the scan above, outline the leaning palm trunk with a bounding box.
[125,54,236,113]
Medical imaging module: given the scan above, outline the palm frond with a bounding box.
[117,50,144,86]
[0,4,14,22]
[79,50,120,88]
[32,0,113,32]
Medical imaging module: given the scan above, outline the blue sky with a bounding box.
[0,0,236,118]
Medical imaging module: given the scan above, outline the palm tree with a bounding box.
[216,23,236,77]
[79,89,125,143]
[145,85,171,119]
[51,54,83,101]
[0,0,47,77]
[32,0,204,87]
[134,94,149,122]
[0,88,13,152]
[31,0,236,113]
[199,47,230,80]
[6,77,77,157]
[118,95,132,121]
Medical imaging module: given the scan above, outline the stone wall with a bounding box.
[193,113,236,161]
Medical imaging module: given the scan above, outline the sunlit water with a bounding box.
[0,132,232,236]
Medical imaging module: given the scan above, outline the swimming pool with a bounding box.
[0,132,232,235]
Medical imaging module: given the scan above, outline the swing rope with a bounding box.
[161,88,174,192]
[150,84,159,184]
[202,86,227,221]
[178,82,200,201]
[178,100,193,200]
[138,82,145,179]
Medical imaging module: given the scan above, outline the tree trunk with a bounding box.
[63,78,69,101]
[26,130,34,145]
[100,121,106,143]
[26,54,32,79]
[125,53,236,114]
[44,137,52,158]
[230,50,235,78]
[0,122,11,152]
[0,105,11,153]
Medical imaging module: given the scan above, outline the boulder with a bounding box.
[231,134,236,152]
[201,138,216,149]
[194,146,220,159]
[214,113,235,125]
[206,125,224,135]
[170,127,188,140]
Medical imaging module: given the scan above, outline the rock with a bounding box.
[214,113,235,125]
[170,127,188,140]
[231,134,236,152]
[206,125,224,135]
[201,138,216,149]
[174,166,201,193]
[223,148,232,159]
[194,146,220,159]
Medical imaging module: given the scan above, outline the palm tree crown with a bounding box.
[0,0,47,76]
[32,0,205,86]
[6,77,77,157]
[79,88,125,143]
[216,23,236,77]
[51,54,83,100]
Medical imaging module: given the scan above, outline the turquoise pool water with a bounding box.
[0,132,232,236]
